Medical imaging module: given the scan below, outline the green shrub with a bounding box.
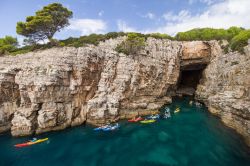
[229,30,250,53]
[10,49,31,56]
[147,33,173,40]
[227,26,244,40]
[59,42,66,47]
[9,43,55,55]
[115,33,146,55]
[0,36,18,55]
[105,32,127,39]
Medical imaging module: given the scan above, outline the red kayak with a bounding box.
[128,117,143,122]
[14,142,31,147]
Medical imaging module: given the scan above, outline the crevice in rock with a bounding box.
[32,103,43,134]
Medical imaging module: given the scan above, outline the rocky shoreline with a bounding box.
[0,37,249,146]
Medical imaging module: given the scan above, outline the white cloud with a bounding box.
[68,19,107,35]
[163,10,191,22]
[200,0,216,5]
[117,20,137,32]
[98,10,104,16]
[188,0,216,5]
[146,0,250,35]
[144,12,155,20]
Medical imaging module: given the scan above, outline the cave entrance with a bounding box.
[176,64,207,96]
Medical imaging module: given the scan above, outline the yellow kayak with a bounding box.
[27,138,48,145]
[174,108,180,113]
[140,119,156,124]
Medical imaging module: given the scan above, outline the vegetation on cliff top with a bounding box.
[229,30,250,53]
[175,27,244,41]
[0,2,249,56]
[175,27,250,53]
[2,27,250,56]
[115,33,146,55]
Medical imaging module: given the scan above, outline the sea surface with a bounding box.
[0,98,250,166]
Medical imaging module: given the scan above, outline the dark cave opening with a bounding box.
[176,64,207,96]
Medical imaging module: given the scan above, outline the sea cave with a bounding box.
[176,63,207,96]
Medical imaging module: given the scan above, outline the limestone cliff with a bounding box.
[2,37,247,145]
[196,44,250,146]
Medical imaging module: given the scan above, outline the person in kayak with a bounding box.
[29,138,37,142]
[164,110,171,118]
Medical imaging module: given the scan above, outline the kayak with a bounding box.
[32,138,48,144]
[94,125,109,131]
[102,123,120,131]
[174,108,180,113]
[128,117,143,122]
[140,119,156,124]
[14,138,48,148]
[147,114,160,119]
[94,123,119,131]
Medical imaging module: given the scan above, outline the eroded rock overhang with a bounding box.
[177,41,221,96]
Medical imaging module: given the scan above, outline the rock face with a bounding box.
[196,44,250,146]
[2,37,246,142]
[0,70,20,133]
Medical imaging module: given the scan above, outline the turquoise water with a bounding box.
[0,98,250,166]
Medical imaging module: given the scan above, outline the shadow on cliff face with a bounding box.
[176,64,207,96]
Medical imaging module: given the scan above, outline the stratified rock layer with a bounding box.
[196,45,250,146]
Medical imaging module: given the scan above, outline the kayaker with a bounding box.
[30,138,37,142]
[164,110,171,118]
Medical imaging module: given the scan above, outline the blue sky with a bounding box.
[0,0,249,41]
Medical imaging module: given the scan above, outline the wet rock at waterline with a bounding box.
[0,37,249,147]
